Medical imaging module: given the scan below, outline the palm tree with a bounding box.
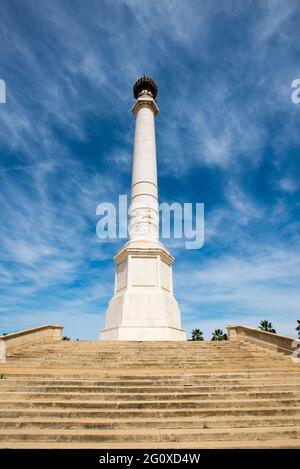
[259,320,276,334]
[191,329,204,341]
[211,329,228,341]
[296,320,300,339]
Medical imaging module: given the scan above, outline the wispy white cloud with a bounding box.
[0,0,299,339]
[176,242,300,339]
[278,177,299,193]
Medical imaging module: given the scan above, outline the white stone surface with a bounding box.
[100,87,186,341]
[129,93,159,242]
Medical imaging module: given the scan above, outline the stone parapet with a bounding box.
[0,324,63,359]
[228,324,297,354]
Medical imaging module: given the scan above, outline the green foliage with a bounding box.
[62,336,70,341]
[191,329,204,341]
[259,320,276,334]
[296,320,300,339]
[211,329,228,341]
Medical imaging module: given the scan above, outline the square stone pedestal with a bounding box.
[100,240,186,341]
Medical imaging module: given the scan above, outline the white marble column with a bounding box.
[129,91,159,241]
[100,76,186,341]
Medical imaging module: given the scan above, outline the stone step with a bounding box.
[17,349,274,356]
[7,346,286,353]
[8,349,283,356]
[1,438,300,449]
[15,349,284,354]
[13,351,267,358]
[4,362,292,370]
[2,383,300,393]
[8,359,288,366]
[17,352,285,359]
[1,414,300,430]
[0,425,300,443]
[1,361,297,370]
[2,372,300,383]
[15,341,263,347]
[1,390,300,401]
[1,397,300,410]
[16,356,283,363]
[24,352,282,357]
[16,358,288,364]
[6,353,288,358]
[9,344,277,349]
[1,406,299,419]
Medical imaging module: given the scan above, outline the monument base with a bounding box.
[100,325,186,341]
[100,240,187,341]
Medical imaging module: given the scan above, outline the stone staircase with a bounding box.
[0,339,300,448]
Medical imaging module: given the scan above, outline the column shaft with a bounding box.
[129,96,159,241]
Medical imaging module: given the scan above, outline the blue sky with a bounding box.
[0,0,300,339]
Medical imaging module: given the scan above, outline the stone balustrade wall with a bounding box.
[228,324,297,355]
[0,324,63,361]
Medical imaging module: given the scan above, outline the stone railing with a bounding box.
[0,324,63,362]
[227,324,297,355]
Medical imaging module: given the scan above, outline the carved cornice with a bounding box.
[115,245,174,266]
[131,93,159,117]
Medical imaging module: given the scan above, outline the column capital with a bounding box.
[131,92,159,117]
